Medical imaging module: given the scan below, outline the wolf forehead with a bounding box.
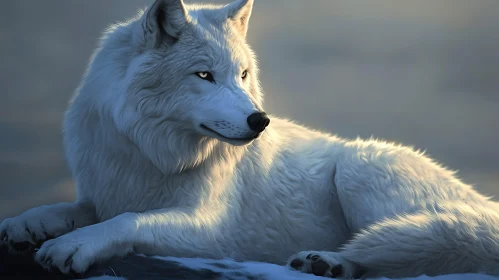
[135,0,255,71]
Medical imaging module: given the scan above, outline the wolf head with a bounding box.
[74,0,270,173]
[102,0,268,146]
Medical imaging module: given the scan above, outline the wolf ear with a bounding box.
[225,0,253,37]
[141,0,190,48]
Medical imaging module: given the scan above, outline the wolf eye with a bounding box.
[196,72,215,83]
[241,70,248,80]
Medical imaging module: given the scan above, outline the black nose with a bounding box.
[247,112,270,132]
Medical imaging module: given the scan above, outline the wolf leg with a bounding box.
[287,205,499,278]
[34,208,224,274]
[0,202,97,252]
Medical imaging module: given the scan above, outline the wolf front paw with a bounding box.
[34,226,132,274]
[287,251,359,278]
[0,208,75,253]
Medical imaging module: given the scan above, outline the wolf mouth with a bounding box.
[200,124,260,142]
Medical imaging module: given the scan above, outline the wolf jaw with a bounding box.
[199,124,260,145]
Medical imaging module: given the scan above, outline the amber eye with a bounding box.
[196,72,215,83]
[241,70,248,79]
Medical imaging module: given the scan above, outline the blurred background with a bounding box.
[1,0,498,220]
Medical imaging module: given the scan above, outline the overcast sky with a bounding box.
[1,0,498,219]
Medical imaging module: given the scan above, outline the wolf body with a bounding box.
[1,0,499,278]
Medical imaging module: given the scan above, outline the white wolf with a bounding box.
[1,0,498,278]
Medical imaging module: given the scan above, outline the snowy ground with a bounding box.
[2,241,496,279]
[84,256,499,280]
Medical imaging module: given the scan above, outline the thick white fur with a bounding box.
[1,0,499,278]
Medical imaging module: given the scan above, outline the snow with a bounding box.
[86,256,499,280]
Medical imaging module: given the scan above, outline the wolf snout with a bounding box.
[247,112,270,132]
